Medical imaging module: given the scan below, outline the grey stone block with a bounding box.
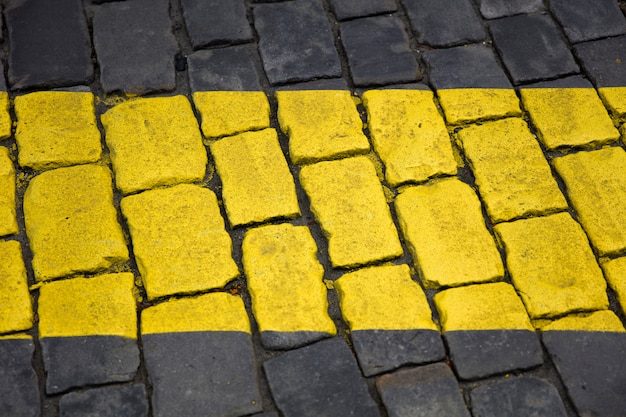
[188,45,262,91]
[181,0,253,49]
[277,78,349,90]
[476,0,544,19]
[329,0,396,21]
[59,384,148,417]
[575,35,626,87]
[0,338,39,417]
[549,0,626,43]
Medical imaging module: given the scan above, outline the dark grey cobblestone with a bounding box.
[549,0,626,43]
[0,338,39,417]
[328,0,396,21]
[180,0,253,49]
[59,384,149,417]
[475,0,544,19]
[188,45,263,91]
[575,35,626,87]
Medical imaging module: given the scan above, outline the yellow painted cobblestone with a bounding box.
[24,164,129,281]
[436,88,521,125]
[541,310,625,332]
[0,240,32,334]
[102,96,207,194]
[193,91,270,138]
[0,147,18,237]
[121,184,238,300]
[598,87,626,117]
[552,147,626,256]
[457,118,568,223]
[335,264,437,331]
[276,90,370,164]
[0,92,12,140]
[395,178,504,289]
[520,87,620,150]
[600,257,626,316]
[299,156,403,268]
[494,212,609,319]
[210,128,300,227]
[242,223,335,335]
[362,89,457,187]
[14,91,102,170]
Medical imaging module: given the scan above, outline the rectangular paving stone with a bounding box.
[0,147,18,237]
[210,128,300,227]
[476,0,544,19]
[299,156,403,268]
[521,77,620,150]
[601,257,626,316]
[38,273,140,394]
[549,0,626,43]
[59,384,148,417]
[329,0,396,20]
[5,0,93,89]
[23,164,129,281]
[121,184,239,300]
[14,91,102,170]
[395,178,504,289]
[362,89,457,187]
[0,335,40,417]
[193,91,270,138]
[434,282,542,380]
[141,293,262,417]
[494,212,609,319]
[253,0,341,84]
[242,223,335,350]
[188,45,263,92]
[0,240,32,334]
[335,264,444,376]
[457,118,568,223]
[552,147,626,256]
[101,96,207,195]
[180,0,252,49]
[276,90,371,164]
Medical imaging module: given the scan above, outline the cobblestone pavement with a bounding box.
[2,0,626,416]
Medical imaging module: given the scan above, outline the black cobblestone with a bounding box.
[180,0,253,49]
[0,338,39,417]
[188,45,263,91]
[475,0,544,19]
[59,384,149,417]
[549,0,626,43]
[328,0,396,21]
[575,35,626,87]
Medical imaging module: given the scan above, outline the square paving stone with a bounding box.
[549,0,626,43]
[0,336,40,417]
[193,91,270,137]
[93,0,178,95]
[401,0,486,47]
[0,241,32,334]
[141,293,262,417]
[263,337,380,417]
[0,147,18,237]
[180,0,252,49]
[253,0,341,84]
[5,0,93,90]
[489,14,579,84]
[329,0,396,20]
[188,45,263,92]
[470,376,567,417]
[340,15,419,86]
[476,0,544,19]
[59,384,148,417]
[376,363,470,417]
[38,273,140,394]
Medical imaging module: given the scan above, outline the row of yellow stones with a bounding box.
[2,88,626,340]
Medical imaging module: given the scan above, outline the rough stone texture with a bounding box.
[101,96,207,195]
[0,92,12,140]
[489,14,579,84]
[457,118,568,222]
[376,363,471,417]
[542,310,625,332]
[14,92,102,170]
[188,45,263,92]
[253,0,341,84]
[553,147,626,256]
[340,15,419,86]
[550,0,626,43]
[329,0,396,20]
[401,0,486,47]
[602,257,626,315]
[494,212,609,319]
[210,129,300,227]
[0,147,18,237]
[0,241,32,334]
[471,377,567,417]
[5,0,93,89]
[180,0,252,49]
[299,156,403,268]
[395,178,504,289]
[23,165,129,281]
[0,337,40,417]
[476,0,544,19]
[264,337,380,417]
[362,89,457,186]
[93,0,178,94]
[59,384,149,417]
[276,90,370,164]
[242,224,335,349]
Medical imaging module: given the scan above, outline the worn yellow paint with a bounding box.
[24,164,129,281]
[210,128,300,227]
[101,96,207,195]
[434,282,533,331]
[193,91,270,138]
[242,223,335,334]
[276,90,370,164]
[299,156,403,268]
[121,184,239,300]
[395,178,504,289]
[541,310,625,332]
[601,257,626,316]
[552,147,626,256]
[520,87,619,150]
[457,118,567,223]
[598,86,626,117]
[141,292,250,334]
[14,91,101,170]
[494,212,609,319]
[0,240,33,334]
[362,89,457,187]
[38,273,137,338]
[436,88,521,125]
[0,147,18,237]
[0,93,12,140]
[335,264,438,331]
